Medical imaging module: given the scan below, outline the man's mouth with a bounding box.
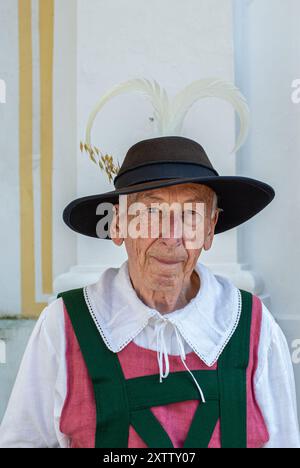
[152,257,182,265]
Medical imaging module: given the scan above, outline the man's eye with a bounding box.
[183,210,203,221]
[147,207,160,213]
[184,210,197,216]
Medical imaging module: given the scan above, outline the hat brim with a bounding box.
[63,176,275,239]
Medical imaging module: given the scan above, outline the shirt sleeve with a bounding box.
[255,303,300,448]
[0,298,69,448]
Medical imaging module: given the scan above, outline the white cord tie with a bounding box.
[156,319,206,404]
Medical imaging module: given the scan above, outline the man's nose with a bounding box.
[161,210,183,243]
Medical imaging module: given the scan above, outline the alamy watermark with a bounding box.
[0,78,6,104]
[292,339,300,365]
[95,195,212,249]
[291,79,300,104]
[0,339,6,364]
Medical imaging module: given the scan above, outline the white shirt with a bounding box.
[0,260,299,448]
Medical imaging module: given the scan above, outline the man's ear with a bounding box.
[110,204,124,246]
[203,210,219,251]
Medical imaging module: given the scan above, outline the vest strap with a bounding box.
[184,400,219,448]
[131,409,174,448]
[57,288,130,448]
[126,370,219,410]
[218,289,252,448]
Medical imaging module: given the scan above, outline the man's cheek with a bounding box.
[183,223,205,250]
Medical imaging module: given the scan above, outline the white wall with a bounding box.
[233,0,300,413]
[52,0,77,284]
[0,0,20,316]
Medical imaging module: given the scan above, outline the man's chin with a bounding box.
[147,271,181,290]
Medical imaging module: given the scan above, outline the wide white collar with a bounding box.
[84,259,241,368]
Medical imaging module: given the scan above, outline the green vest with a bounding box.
[57,288,252,448]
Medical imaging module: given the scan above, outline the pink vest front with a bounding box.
[60,294,269,448]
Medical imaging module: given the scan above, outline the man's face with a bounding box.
[110,183,219,292]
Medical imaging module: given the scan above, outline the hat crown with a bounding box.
[115,136,218,183]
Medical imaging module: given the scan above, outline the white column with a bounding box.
[51,0,78,297]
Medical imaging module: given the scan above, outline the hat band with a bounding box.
[114,162,219,189]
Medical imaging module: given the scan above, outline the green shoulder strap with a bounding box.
[57,288,130,448]
[217,288,252,448]
[177,288,252,449]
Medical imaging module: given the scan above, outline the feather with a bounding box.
[84,77,250,174]
[169,78,250,153]
[85,77,171,145]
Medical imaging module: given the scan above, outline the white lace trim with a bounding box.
[171,287,242,367]
[83,286,154,353]
[83,284,242,365]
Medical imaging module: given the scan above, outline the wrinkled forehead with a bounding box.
[127,183,214,203]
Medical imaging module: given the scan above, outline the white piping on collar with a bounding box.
[169,288,242,367]
[83,260,242,368]
[83,285,155,353]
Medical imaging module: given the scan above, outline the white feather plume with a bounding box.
[85,77,172,145]
[84,77,250,174]
[169,78,250,153]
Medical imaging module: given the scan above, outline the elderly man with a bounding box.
[0,136,299,448]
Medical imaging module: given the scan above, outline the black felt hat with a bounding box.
[63,135,275,238]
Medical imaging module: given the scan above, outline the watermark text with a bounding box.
[0,79,6,104]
